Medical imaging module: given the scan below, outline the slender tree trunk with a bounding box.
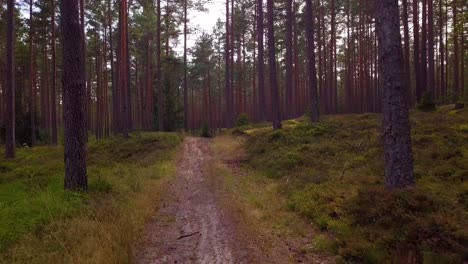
[375,0,414,189]
[438,0,445,103]
[427,0,435,102]
[330,0,336,114]
[95,33,102,138]
[184,0,188,131]
[118,0,130,137]
[51,0,58,145]
[266,0,281,129]
[225,0,232,127]
[421,0,428,96]
[30,0,36,147]
[413,0,421,101]
[107,0,116,133]
[452,0,459,100]
[304,0,319,122]
[252,5,257,121]
[61,0,88,191]
[257,0,266,122]
[156,0,164,131]
[5,0,15,158]
[80,0,87,136]
[285,0,293,119]
[402,0,412,106]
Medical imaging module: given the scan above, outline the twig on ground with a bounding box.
[177,231,200,240]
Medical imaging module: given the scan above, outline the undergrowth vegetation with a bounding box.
[0,132,182,263]
[239,106,467,263]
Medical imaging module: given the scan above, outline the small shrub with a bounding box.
[456,124,468,133]
[454,102,465,110]
[231,128,247,136]
[89,179,113,193]
[200,122,211,138]
[235,113,250,127]
[312,234,338,254]
[417,92,436,112]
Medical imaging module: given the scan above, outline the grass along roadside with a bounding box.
[235,105,467,263]
[0,132,182,263]
[207,135,335,263]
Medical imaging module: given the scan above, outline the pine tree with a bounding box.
[5,0,15,158]
[375,0,414,188]
[61,0,88,191]
[266,0,281,129]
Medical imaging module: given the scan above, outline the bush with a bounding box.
[417,92,436,112]
[89,179,113,193]
[235,113,250,127]
[231,128,247,136]
[200,122,211,138]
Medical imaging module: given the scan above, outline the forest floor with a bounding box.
[134,137,331,263]
[1,106,466,263]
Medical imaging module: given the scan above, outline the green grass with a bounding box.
[240,105,468,263]
[0,132,182,263]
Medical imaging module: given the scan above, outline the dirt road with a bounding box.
[135,137,241,263]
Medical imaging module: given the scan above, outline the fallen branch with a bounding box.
[177,231,200,240]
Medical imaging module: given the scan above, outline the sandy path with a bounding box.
[135,137,238,264]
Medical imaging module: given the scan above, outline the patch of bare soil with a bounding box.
[135,137,241,263]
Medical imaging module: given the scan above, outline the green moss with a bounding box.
[0,132,182,253]
[312,234,338,254]
[244,109,468,262]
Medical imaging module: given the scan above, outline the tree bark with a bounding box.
[51,0,58,144]
[304,0,319,122]
[257,0,266,122]
[266,0,281,129]
[61,0,88,191]
[452,0,459,100]
[107,0,116,133]
[375,0,414,189]
[413,0,421,101]
[225,0,232,127]
[184,0,188,131]
[30,0,36,147]
[156,0,164,131]
[5,0,15,158]
[402,0,412,106]
[285,0,293,119]
[421,0,428,96]
[427,0,435,102]
[118,0,130,137]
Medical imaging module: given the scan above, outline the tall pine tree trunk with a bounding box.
[402,0,412,106]
[156,0,164,131]
[421,0,428,96]
[427,0,435,102]
[5,0,15,158]
[257,0,266,122]
[452,0,459,100]
[304,0,319,122]
[61,0,88,191]
[266,0,281,129]
[51,0,58,145]
[225,0,232,127]
[375,0,414,189]
[183,0,188,131]
[285,0,293,119]
[29,0,36,147]
[413,0,421,101]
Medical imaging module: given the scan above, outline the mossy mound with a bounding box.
[244,106,468,262]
